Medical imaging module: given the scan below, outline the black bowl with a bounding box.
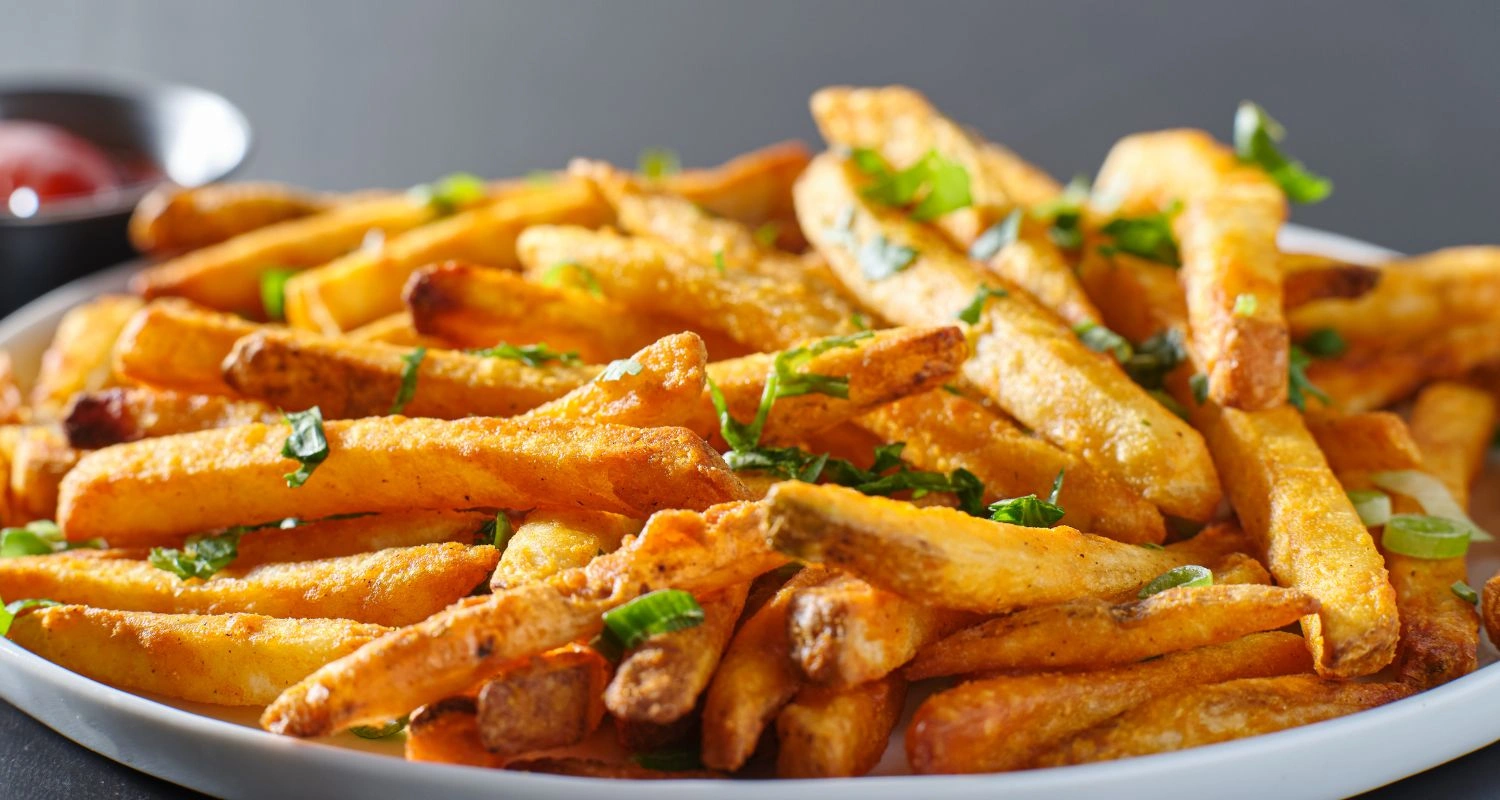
[0,78,252,315]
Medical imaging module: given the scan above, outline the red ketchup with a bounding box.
[0,121,122,214]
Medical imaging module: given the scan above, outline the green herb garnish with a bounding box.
[753,222,781,248]
[851,148,972,221]
[638,148,682,180]
[987,471,1066,527]
[957,284,1009,325]
[281,407,329,488]
[1123,329,1187,390]
[468,342,582,368]
[1190,373,1210,405]
[1098,203,1182,266]
[1033,175,1091,249]
[598,358,644,382]
[1287,345,1330,411]
[1234,101,1332,204]
[0,520,101,558]
[1453,581,1480,605]
[539,262,604,298]
[351,717,409,739]
[0,597,61,637]
[969,210,1022,261]
[1299,328,1347,359]
[1074,322,1133,363]
[259,267,297,321]
[389,347,427,415]
[1233,293,1259,316]
[858,235,918,281]
[149,528,246,581]
[713,249,727,276]
[410,172,487,216]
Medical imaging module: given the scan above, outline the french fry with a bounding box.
[905,631,1313,774]
[112,299,258,396]
[262,502,784,737]
[856,389,1167,544]
[62,388,279,449]
[492,510,640,590]
[1303,409,1423,474]
[520,332,709,429]
[775,673,907,778]
[59,417,748,544]
[905,584,1318,680]
[518,225,862,350]
[663,140,811,248]
[1075,249,1188,344]
[1042,675,1411,766]
[795,152,1220,520]
[129,181,333,256]
[1281,254,1381,309]
[406,697,506,768]
[765,481,1188,612]
[344,312,450,347]
[506,758,721,780]
[700,565,831,771]
[283,179,611,334]
[476,644,610,756]
[1408,382,1498,506]
[29,295,143,416]
[9,427,79,522]
[0,353,26,424]
[605,584,749,724]
[131,194,437,318]
[7,606,389,705]
[226,510,495,567]
[1307,321,1500,413]
[0,542,497,627]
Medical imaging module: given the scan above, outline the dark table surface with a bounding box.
[4,1,1500,797]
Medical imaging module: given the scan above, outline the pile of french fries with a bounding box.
[3,84,1500,780]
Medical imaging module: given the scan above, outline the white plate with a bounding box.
[2,225,1498,800]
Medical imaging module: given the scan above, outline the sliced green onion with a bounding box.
[1346,489,1392,527]
[259,267,297,321]
[1371,470,1492,542]
[350,716,408,739]
[1452,581,1480,605]
[1138,565,1213,598]
[1382,514,1470,559]
[601,589,704,650]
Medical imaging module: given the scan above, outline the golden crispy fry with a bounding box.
[506,758,722,780]
[220,328,597,419]
[404,261,678,361]
[905,631,1313,774]
[765,482,1188,612]
[788,572,974,687]
[1197,403,1398,678]
[1281,255,1381,309]
[1307,322,1500,413]
[112,299,258,396]
[857,389,1166,544]
[776,673,907,778]
[59,417,747,543]
[131,194,436,318]
[795,153,1219,519]
[982,234,1102,328]
[1409,382,1497,505]
[492,510,640,590]
[476,644,610,756]
[605,584,749,724]
[406,697,506,768]
[129,181,333,256]
[1076,249,1188,344]
[0,353,26,424]
[700,565,831,771]
[29,295,143,416]
[518,225,861,350]
[1303,410,1423,474]
[1161,520,1258,565]
[9,427,79,522]
[284,179,610,333]
[62,388,278,448]
[906,584,1318,680]
[1209,552,1274,586]
[0,543,497,626]
[1043,675,1411,766]
[226,510,495,567]
[8,606,388,705]
[344,312,450,347]
[262,502,783,737]
[663,140,811,248]
[520,333,708,428]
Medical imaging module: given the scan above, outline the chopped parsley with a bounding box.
[1032,176,1091,249]
[957,284,1009,325]
[410,172,487,216]
[969,210,1022,261]
[1287,345,1330,411]
[149,528,245,581]
[389,347,426,415]
[1122,329,1187,390]
[1234,102,1332,204]
[259,267,297,321]
[468,342,582,368]
[987,471,1066,527]
[598,358,644,382]
[638,148,682,180]
[1,520,102,558]
[858,235,918,281]
[851,148,972,221]
[1299,328,1347,359]
[1074,321,1133,363]
[281,407,329,488]
[1098,203,1182,266]
[849,312,871,331]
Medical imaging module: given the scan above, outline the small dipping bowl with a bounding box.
[0,78,252,315]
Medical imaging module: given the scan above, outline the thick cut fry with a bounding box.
[1307,322,1500,413]
[701,566,831,771]
[129,181,333,255]
[221,329,597,419]
[0,543,497,627]
[1043,675,1411,766]
[9,427,79,522]
[8,607,388,706]
[857,389,1166,544]
[518,225,861,350]
[404,262,676,360]
[1076,249,1188,344]
[1408,382,1497,506]
[59,417,747,543]
[261,502,783,737]
[605,584,749,724]
[788,572,974,686]
[1198,403,1398,678]
[663,140,811,247]
[1303,410,1423,474]
[284,179,610,333]
[776,673,907,778]
[112,300,258,396]
[29,295,143,415]
[765,482,1188,612]
[506,758,721,780]
[344,312,449,347]
[905,631,1313,774]
[63,388,279,448]
[906,584,1318,680]
[795,153,1219,520]
[131,194,437,317]
[225,510,494,567]
[476,644,610,756]
[1281,255,1381,309]
[492,510,640,590]
[406,697,506,768]
[520,333,708,429]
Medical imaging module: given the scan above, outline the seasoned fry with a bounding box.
[9,427,79,522]
[30,295,143,415]
[7,607,389,706]
[520,332,708,429]
[1307,321,1500,413]
[1281,254,1381,309]
[1043,675,1411,766]
[1303,410,1423,474]
[775,673,907,778]
[476,644,610,756]
[131,194,437,317]
[906,584,1318,680]
[406,697,506,768]
[226,510,495,567]
[492,509,640,590]
[905,631,1313,774]
[765,482,1188,612]
[795,152,1219,519]
[129,181,333,255]
[1408,382,1498,506]
[0,543,497,626]
[261,502,783,737]
[344,312,449,347]
[664,140,811,248]
[112,299,258,396]
[62,388,278,448]
[605,584,749,724]
[59,417,748,543]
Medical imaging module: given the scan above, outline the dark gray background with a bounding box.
[2,1,1499,797]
